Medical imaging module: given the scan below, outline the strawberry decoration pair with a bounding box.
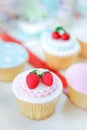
[26,69,53,89]
[52,26,70,40]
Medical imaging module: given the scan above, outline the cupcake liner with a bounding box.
[16,97,60,120]
[68,85,87,109]
[0,62,27,82]
[78,39,87,57]
[44,50,78,70]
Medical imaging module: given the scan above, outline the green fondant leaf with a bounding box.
[55,26,66,33]
[31,69,37,74]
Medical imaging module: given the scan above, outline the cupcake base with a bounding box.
[16,97,59,120]
[78,39,87,57]
[43,50,78,70]
[68,85,87,109]
[0,62,27,82]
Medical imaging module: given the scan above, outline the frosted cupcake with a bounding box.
[74,27,87,57]
[66,63,87,110]
[0,42,28,82]
[41,26,80,70]
[12,68,63,120]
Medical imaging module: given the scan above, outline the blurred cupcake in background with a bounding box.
[41,26,80,70]
[23,0,59,22]
[57,0,77,28]
[73,26,87,58]
[66,63,87,110]
[0,41,28,82]
[0,0,21,20]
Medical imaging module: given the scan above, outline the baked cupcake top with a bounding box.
[42,26,80,57]
[0,42,28,68]
[12,68,63,104]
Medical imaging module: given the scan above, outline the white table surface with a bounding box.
[0,17,87,130]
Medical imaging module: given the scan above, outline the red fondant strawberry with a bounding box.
[61,33,70,40]
[26,73,40,89]
[41,72,53,86]
[52,31,61,39]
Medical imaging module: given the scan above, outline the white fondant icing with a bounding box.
[12,68,63,104]
[41,31,80,57]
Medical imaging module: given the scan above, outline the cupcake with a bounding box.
[18,21,45,42]
[73,27,87,57]
[66,63,87,110]
[0,42,28,82]
[41,26,80,70]
[12,68,63,120]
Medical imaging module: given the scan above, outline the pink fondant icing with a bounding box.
[15,72,58,98]
[66,63,87,95]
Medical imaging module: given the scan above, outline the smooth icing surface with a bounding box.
[41,30,80,57]
[19,22,45,34]
[66,63,87,95]
[12,68,63,104]
[0,42,28,68]
[74,27,87,43]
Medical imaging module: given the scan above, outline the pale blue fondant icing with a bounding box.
[0,42,28,68]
